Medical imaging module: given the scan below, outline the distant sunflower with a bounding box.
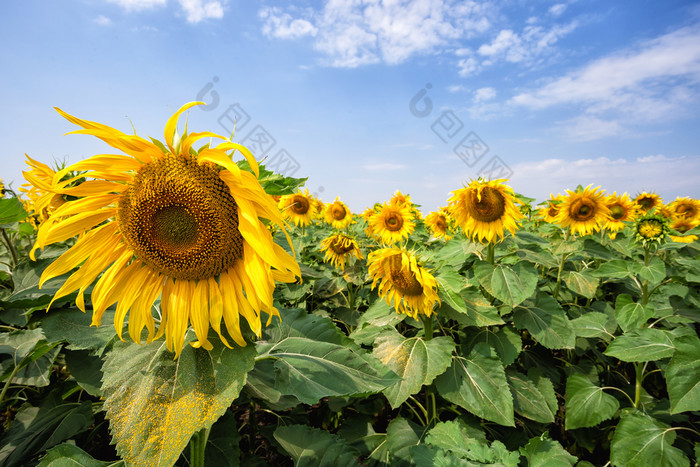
[369,202,415,244]
[390,190,412,208]
[635,213,669,248]
[367,247,440,319]
[669,217,699,243]
[424,208,452,240]
[278,189,316,226]
[555,185,610,236]
[324,197,353,229]
[20,156,67,224]
[603,192,637,236]
[448,178,523,243]
[669,197,700,223]
[29,102,300,358]
[537,194,563,223]
[635,191,663,213]
[320,233,363,270]
[311,195,325,220]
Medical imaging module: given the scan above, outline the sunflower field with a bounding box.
[1,104,700,467]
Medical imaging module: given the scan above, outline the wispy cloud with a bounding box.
[258,0,494,68]
[510,24,700,136]
[105,0,224,23]
[94,14,112,26]
[105,0,166,12]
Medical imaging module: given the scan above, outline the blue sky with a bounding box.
[2,0,700,213]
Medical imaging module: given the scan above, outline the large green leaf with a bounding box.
[564,270,599,299]
[0,396,94,467]
[101,335,255,467]
[424,420,486,457]
[40,308,118,355]
[372,331,454,408]
[665,334,700,414]
[604,328,676,362]
[457,288,505,327]
[615,294,653,332]
[260,336,397,405]
[564,374,619,429]
[0,197,28,225]
[0,329,60,387]
[435,343,514,426]
[591,259,631,279]
[274,424,361,466]
[467,325,522,366]
[610,411,689,467]
[64,349,103,396]
[262,307,351,345]
[337,416,389,464]
[386,417,423,465]
[571,311,616,339]
[638,256,666,286]
[512,293,575,349]
[37,444,121,467]
[520,433,577,466]
[506,369,555,424]
[473,260,538,308]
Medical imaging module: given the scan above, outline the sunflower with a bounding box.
[324,197,353,229]
[390,190,412,208]
[368,202,415,244]
[447,178,523,243]
[537,194,563,224]
[29,102,300,358]
[320,233,363,270]
[20,156,67,224]
[554,185,609,236]
[278,188,317,226]
[634,191,663,213]
[668,197,700,223]
[424,208,452,240]
[367,247,440,319]
[603,192,637,236]
[634,213,669,248]
[669,217,699,243]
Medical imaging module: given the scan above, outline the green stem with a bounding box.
[421,315,433,341]
[552,230,570,301]
[633,362,644,409]
[0,228,18,267]
[640,246,650,305]
[0,363,24,406]
[189,426,211,467]
[486,243,495,265]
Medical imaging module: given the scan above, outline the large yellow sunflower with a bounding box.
[668,197,700,223]
[368,202,415,244]
[555,185,610,236]
[278,188,317,226]
[634,191,663,213]
[447,178,523,243]
[320,233,363,270]
[603,192,637,236]
[324,197,353,229]
[367,247,440,319]
[424,208,452,240]
[28,102,300,358]
[669,217,699,243]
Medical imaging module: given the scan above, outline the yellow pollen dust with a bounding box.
[388,254,423,296]
[117,153,243,280]
[468,187,506,222]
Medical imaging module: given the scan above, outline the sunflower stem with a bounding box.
[421,314,433,341]
[189,426,211,467]
[633,362,645,409]
[0,228,18,268]
[552,229,570,300]
[486,243,495,265]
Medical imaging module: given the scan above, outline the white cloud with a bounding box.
[474,86,496,102]
[509,155,700,201]
[94,14,112,26]
[105,0,166,11]
[549,4,567,17]
[557,115,625,141]
[457,56,480,77]
[477,21,577,64]
[260,7,317,39]
[259,0,494,68]
[178,0,224,23]
[447,84,466,93]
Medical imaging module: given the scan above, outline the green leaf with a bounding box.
[337,416,388,462]
[528,368,558,418]
[665,334,700,414]
[564,374,619,429]
[198,409,241,467]
[37,443,119,467]
[101,335,255,467]
[564,270,599,299]
[0,397,94,467]
[615,294,653,332]
[64,349,103,396]
[435,343,514,426]
[571,312,615,339]
[604,328,676,362]
[506,369,555,424]
[473,261,538,308]
[358,298,405,328]
[424,420,487,457]
[611,411,689,467]
[638,256,666,286]
[0,329,60,387]
[467,325,522,366]
[457,288,505,327]
[41,308,118,355]
[2,259,70,308]
[263,307,351,346]
[262,336,397,405]
[372,331,455,408]
[244,358,300,410]
[408,444,465,467]
[0,197,28,225]
[513,293,575,349]
[520,433,577,466]
[386,417,423,465]
[591,259,631,279]
[274,424,360,466]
